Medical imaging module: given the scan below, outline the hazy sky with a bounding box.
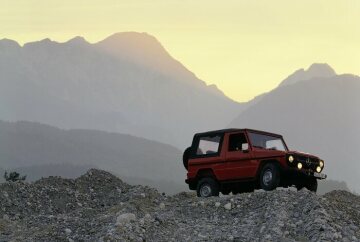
[1,0,359,102]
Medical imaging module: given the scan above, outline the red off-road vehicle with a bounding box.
[183,129,326,197]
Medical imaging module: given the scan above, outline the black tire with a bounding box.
[295,184,304,191]
[196,177,220,197]
[305,177,318,193]
[231,190,239,195]
[183,147,191,170]
[296,177,318,193]
[259,163,280,191]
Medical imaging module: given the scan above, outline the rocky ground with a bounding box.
[0,169,359,242]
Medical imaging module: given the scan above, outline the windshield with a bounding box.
[248,132,287,151]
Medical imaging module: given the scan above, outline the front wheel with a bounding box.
[259,163,280,191]
[304,177,318,192]
[196,177,220,197]
[296,177,318,193]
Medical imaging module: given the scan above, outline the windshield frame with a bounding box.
[247,131,289,151]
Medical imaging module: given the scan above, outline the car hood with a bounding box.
[288,151,320,160]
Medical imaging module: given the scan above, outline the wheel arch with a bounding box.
[188,168,218,190]
[256,159,282,180]
[196,168,217,180]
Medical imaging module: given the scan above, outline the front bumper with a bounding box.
[313,172,327,179]
[285,154,326,179]
[300,169,327,179]
[298,170,327,180]
[283,168,327,180]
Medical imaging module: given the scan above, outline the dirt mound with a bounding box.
[0,169,358,241]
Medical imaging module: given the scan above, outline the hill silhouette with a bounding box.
[279,63,336,87]
[0,33,242,148]
[0,120,185,193]
[229,64,360,192]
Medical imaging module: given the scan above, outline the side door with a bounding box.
[225,132,257,179]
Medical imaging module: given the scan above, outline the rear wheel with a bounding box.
[259,163,280,191]
[196,177,220,197]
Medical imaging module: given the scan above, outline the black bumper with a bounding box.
[313,172,327,179]
[283,168,327,180]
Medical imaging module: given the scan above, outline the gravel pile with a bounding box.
[0,169,359,241]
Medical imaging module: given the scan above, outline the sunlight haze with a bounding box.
[1,0,359,102]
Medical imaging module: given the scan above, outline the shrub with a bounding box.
[4,171,26,182]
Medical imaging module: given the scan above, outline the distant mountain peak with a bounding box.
[279,63,336,87]
[96,32,168,59]
[36,38,53,44]
[97,32,162,49]
[66,36,89,45]
[95,32,200,82]
[0,38,21,49]
[306,63,336,77]
[102,31,157,42]
[23,38,59,49]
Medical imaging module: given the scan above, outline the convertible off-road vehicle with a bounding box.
[183,129,326,197]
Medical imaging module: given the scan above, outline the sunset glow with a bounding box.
[1,0,359,102]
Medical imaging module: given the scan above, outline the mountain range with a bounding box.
[0,120,185,193]
[0,32,359,193]
[0,32,242,148]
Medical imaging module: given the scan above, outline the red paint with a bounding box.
[185,129,326,188]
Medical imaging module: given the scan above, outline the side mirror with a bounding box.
[242,143,249,152]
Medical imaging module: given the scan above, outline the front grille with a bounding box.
[297,156,319,170]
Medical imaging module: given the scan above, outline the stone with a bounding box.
[265,234,271,239]
[255,189,265,193]
[65,228,72,235]
[288,186,297,192]
[116,213,136,226]
[224,203,232,210]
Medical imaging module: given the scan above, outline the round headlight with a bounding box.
[316,166,321,173]
[297,163,302,169]
[288,155,294,163]
[319,160,324,168]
